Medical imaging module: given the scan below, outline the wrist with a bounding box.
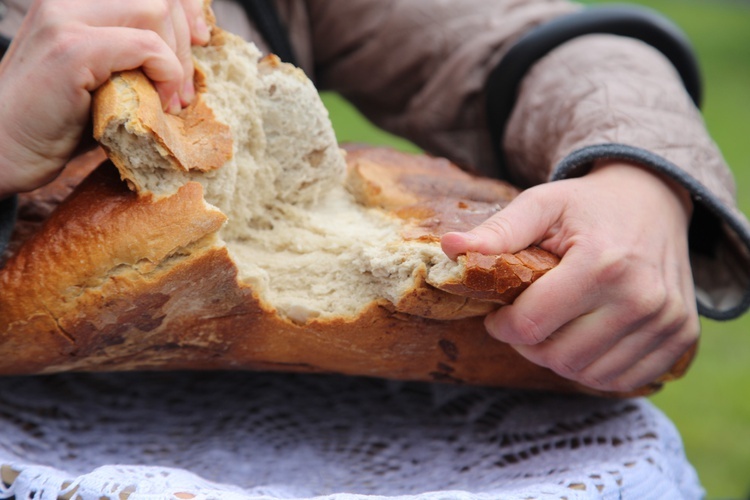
[590,159,693,223]
[0,157,53,199]
[0,133,63,198]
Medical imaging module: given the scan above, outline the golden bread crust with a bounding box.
[437,249,560,304]
[0,161,226,337]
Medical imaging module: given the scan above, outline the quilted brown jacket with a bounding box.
[1,0,749,319]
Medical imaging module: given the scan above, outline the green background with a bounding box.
[320,1,750,497]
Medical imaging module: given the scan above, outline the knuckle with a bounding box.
[128,0,173,29]
[591,247,633,285]
[684,311,701,339]
[42,28,89,66]
[32,6,70,43]
[506,313,548,345]
[133,30,177,64]
[643,290,696,338]
[576,371,612,391]
[628,284,670,321]
[545,356,581,380]
[34,0,66,22]
[516,185,547,205]
[479,214,516,242]
[137,30,169,53]
[606,378,640,394]
[667,323,700,356]
[186,0,204,16]
[147,0,173,23]
[577,369,635,393]
[660,305,695,338]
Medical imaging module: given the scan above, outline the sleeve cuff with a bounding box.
[552,143,750,321]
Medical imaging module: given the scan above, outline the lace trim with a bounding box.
[0,372,703,499]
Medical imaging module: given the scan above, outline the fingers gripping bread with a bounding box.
[0,19,694,396]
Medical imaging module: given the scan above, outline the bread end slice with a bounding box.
[428,249,560,304]
[93,69,233,196]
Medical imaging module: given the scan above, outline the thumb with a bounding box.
[441,187,561,260]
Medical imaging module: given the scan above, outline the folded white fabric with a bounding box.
[0,372,701,500]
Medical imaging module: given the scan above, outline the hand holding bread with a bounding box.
[0,0,209,198]
[443,160,698,393]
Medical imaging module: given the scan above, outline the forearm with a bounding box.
[505,34,727,193]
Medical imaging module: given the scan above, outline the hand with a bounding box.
[441,161,699,393]
[0,0,211,198]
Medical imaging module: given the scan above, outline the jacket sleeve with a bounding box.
[304,0,750,319]
[306,0,578,172]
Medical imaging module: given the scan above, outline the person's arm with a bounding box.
[448,29,749,391]
[304,0,750,391]
[497,32,750,321]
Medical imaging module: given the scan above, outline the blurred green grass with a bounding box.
[321,1,750,497]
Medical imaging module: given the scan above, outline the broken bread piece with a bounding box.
[0,24,694,397]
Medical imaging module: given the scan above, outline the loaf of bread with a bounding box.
[0,18,694,396]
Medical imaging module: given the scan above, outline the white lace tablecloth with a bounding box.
[0,372,702,500]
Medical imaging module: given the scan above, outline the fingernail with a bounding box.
[182,79,195,103]
[445,231,477,242]
[195,17,211,44]
[484,316,504,340]
[168,93,182,114]
[457,232,478,241]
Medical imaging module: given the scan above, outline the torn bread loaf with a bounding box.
[0,24,694,397]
